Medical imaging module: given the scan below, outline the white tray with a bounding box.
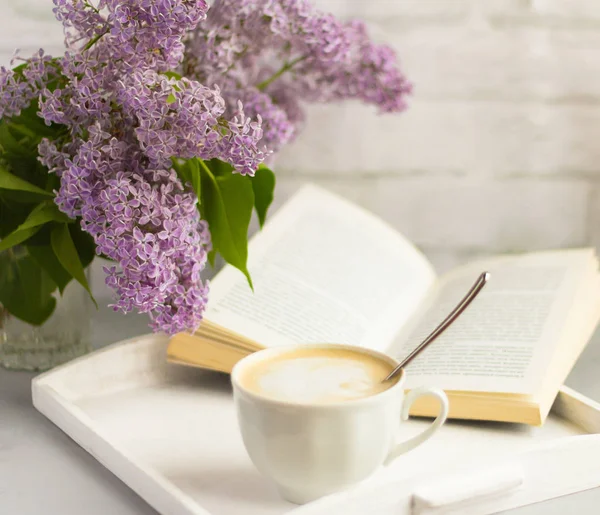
[32,334,600,515]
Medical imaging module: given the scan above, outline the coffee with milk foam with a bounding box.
[239,348,397,404]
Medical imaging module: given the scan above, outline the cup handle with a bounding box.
[384,386,449,466]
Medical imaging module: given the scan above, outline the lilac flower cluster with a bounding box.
[117,70,267,174]
[40,124,211,333]
[1,0,269,334]
[184,0,412,153]
[232,88,295,151]
[0,50,55,119]
[53,0,208,71]
[53,0,108,48]
[105,0,208,71]
[0,0,410,334]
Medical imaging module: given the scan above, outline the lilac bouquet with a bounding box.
[0,0,410,334]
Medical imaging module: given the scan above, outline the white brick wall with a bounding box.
[2,0,599,296]
[280,0,600,268]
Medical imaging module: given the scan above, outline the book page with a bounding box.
[204,184,436,351]
[391,249,597,393]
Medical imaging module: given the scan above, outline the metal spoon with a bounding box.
[383,271,490,382]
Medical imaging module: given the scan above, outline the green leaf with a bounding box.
[162,71,182,80]
[45,169,61,192]
[171,157,183,177]
[0,201,70,252]
[199,163,254,289]
[0,225,41,253]
[0,192,33,237]
[27,244,73,295]
[252,165,276,227]
[0,165,54,197]
[11,62,27,76]
[171,157,188,181]
[0,252,57,325]
[187,158,202,203]
[206,158,233,177]
[51,223,97,307]
[173,158,202,204]
[68,224,97,269]
[8,123,37,140]
[207,249,216,268]
[0,188,71,245]
[16,201,70,231]
[26,224,97,295]
[20,223,53,247]
[0,123,32,156]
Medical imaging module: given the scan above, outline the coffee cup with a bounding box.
[231,344,449,504]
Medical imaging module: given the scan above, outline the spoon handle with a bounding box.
[384,271,490,382]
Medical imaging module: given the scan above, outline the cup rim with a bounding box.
[231,343,405,409]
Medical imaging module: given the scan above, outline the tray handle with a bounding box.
[412,463,523,515]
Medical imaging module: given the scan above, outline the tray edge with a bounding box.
[32,334,210,515]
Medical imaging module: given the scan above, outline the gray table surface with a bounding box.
[2,305,600,514]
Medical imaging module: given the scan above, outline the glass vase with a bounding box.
[0,271,93,372]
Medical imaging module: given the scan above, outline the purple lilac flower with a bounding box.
[217,101,267,175]
[30,1,246,334]
[184,0,411,151]
[0,0,410,334]
[229,88,294,152]
[0,50,56,119]
[267,81,306,129]
[104,0,208,71]
[306,20,413,113]
[53,0,209,71]
[116,70,268,173]
[52,0,108,48]
[40,52,113,133]
[41,123,212,333]
[30,0,268,334]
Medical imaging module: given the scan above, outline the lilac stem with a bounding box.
[256,55,307,91]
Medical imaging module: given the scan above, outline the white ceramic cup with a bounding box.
[231,344,449,504]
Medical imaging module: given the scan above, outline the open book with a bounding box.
[167,185,600,425]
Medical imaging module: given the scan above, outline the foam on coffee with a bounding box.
[238,347,397,404]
